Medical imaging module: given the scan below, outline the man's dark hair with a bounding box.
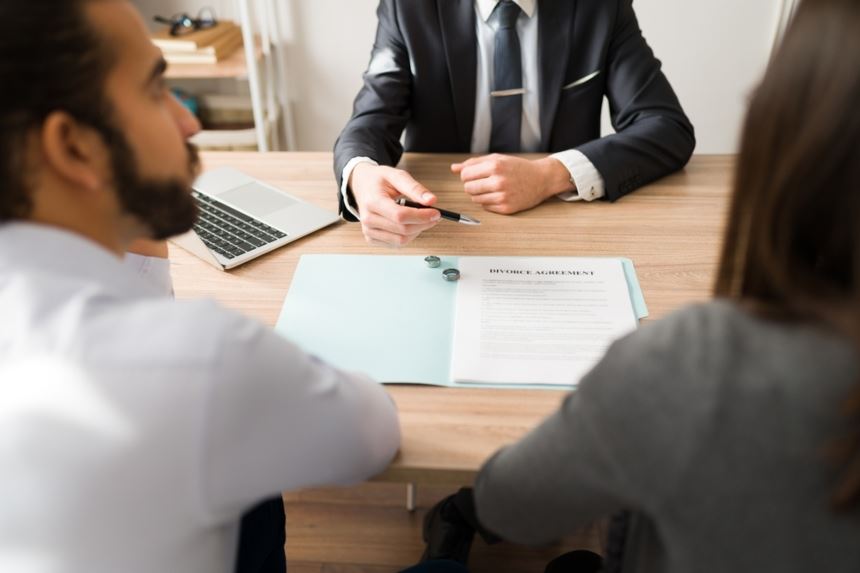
[0,0,116,221]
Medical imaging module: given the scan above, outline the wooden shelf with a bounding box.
[164,41,263,80]
[157,9,281,151]
[189,108,279,151]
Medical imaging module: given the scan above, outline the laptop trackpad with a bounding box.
[219,182,297,217]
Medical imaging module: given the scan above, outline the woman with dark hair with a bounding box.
[407,0,860,570]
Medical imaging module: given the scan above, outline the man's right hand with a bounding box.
[348,163,441,247]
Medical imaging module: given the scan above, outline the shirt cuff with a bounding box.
[340,157,379,221]
[124,253,174,298]
[550,150,606,202]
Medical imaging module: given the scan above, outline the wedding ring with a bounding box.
[442,268,461,282]
[425,256,441,268]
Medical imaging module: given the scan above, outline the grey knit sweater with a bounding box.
[475,301,860,572]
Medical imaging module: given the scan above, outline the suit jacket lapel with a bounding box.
[438,0,478,150]
[539,0,576,151]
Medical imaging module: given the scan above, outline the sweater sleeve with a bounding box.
[474,305,719,545]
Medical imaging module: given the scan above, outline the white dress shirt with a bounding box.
[0,222,400,573]
[341,0,606,219]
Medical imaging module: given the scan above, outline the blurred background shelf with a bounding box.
[189,94,280,151]
[144,0,294,152]
[165,40,263,80]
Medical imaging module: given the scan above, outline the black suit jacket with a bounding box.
[334,0,695,220]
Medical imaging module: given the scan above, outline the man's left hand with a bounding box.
[451,155,576,215]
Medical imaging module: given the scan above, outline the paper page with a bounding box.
[450,257,638,386]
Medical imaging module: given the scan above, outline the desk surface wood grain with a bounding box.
[170,152,734,483]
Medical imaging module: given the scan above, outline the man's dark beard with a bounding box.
[104,126,201,241]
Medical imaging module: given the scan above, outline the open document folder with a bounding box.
[276,255,648,390]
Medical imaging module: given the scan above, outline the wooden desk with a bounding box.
[170,152,734,485]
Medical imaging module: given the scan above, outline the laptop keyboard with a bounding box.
[191,190,287,260]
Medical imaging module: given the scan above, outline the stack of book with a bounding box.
[152,21,243,65]
[191,94,260,151]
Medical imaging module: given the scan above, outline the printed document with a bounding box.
[450,257,638,386]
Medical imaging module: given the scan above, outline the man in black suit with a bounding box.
[334,0,695,246]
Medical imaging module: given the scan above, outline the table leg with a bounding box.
[406,482,417,512]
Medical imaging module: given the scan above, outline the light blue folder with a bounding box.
[276,255,648,389]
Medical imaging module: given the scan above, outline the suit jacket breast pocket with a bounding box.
[561,70,602,95]
[553,71,604,147]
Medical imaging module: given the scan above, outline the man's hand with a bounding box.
[127,239,168,259]
[349,163,442,247]
[451,155,576,215]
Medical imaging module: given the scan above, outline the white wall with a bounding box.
[135,0,784,154]
[277,0,379,152]
[628,1,779,153]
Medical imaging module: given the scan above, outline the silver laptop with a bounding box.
[171,167,339,270]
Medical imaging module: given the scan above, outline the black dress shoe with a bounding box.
[420,494,476,565]
[448,487,502,545]
[544,550,603,573]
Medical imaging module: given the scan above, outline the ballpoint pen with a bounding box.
[395,197,481,225]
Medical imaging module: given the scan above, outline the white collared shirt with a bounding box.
[472,0,541,154]
[341,0,606,219]
[0,222,400,573]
